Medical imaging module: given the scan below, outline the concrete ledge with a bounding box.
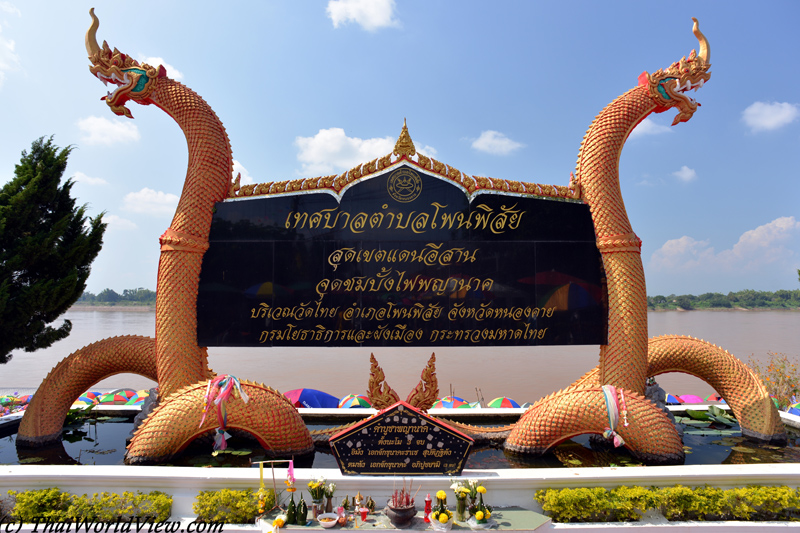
[3,464,800,524]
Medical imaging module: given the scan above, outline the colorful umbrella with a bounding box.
[16,394,33,405]
[487,397,520,408]
[284,388,340,409]
[125,390,151,405]
[431,396,471,409]
[98,389,137,405]
[338,394,372,408]
[704,393,723,402]
[789,407,800,417]
[665,394,682,405]
[679,394,705,404]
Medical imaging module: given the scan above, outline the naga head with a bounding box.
[641,17,711,126]
[85,8,166,118]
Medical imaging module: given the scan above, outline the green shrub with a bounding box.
[6,489,172,523]
[7,488,72,522]
[535,484,800,523]
[535,487,613,522]
[193,488,275,524]
[608,486,660,521]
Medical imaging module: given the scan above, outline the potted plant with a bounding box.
[450,480,471,522]
[468,485,493,528]
[385,480,417,528]
[307,476,326,519]
[430,491,454,531]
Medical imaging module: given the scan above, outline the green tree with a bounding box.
[96,288,121,303]
[0,137,106,364]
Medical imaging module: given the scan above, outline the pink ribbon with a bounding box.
[602,385,625,448]
[199,375,249,451]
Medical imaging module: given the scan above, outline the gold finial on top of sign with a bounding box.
[393,118,416,158]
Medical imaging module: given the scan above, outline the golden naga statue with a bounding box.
[16,13,785,465]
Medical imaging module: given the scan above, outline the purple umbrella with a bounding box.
[679,394,706,404]
[284,389,339,409]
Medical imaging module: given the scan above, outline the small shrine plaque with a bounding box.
[329,401,473,476]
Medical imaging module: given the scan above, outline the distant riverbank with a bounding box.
[69,303,154,312]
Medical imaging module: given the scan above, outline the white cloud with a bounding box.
[233,159,255,185]
[327,0,400,31]
[471,130,524,155]
[720,216,800,268]
[742,101,799,132]
[672,165,697,182]
[0,2,21,16]
[72,171,108,186]
[0,13,21,89]
[104,214,137,231]
[650,235,715,272]
[417,144,437,158]
[650,216,800,273]
[77,116,140,146]
[295,127,394,176]
[137,55,184,80]
[121,187,179,217]
[629,118,672,139]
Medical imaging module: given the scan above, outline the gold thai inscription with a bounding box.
[327,243,478,271]
[284,202,525,235]
[314,269,494,299]
[258,324,426,344]
[250,195,564,346]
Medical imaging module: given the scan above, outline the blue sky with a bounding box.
[0,1,798,296]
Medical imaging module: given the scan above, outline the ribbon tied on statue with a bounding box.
[199,374,250,451]
[601,385,626,448]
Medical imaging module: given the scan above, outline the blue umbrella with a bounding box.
[665,394,682,405]
[284,388,339,409]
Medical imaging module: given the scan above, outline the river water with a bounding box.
[3,308,798,404]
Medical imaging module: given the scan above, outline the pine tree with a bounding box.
[0,137,106,363]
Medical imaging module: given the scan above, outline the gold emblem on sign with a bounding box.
[387,167,422,203]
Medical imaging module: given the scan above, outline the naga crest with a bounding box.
[85,8,166,118]
[643,17,711,125]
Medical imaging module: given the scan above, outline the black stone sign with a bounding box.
[197,162,607,347]
[329,401,473,476]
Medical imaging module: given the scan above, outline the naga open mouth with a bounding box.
[96,71,131,101]
[673,77,705,104]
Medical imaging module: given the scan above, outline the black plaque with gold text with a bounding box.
[329,401,473,476]
[197,163,607,347]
